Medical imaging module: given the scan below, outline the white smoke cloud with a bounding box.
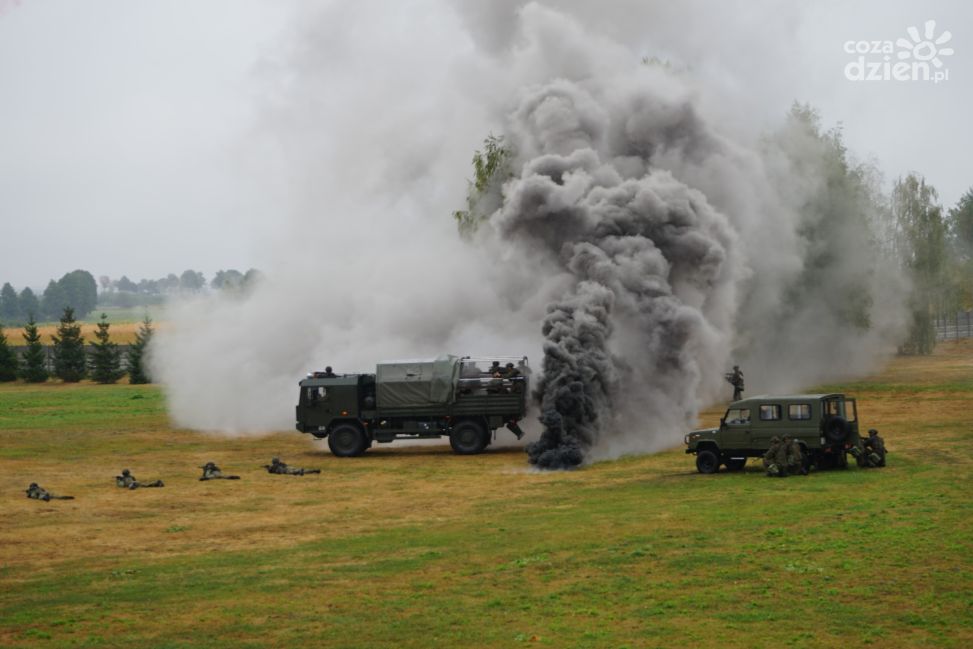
[152,1,908,463]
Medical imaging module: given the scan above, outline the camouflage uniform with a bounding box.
[725,366,744,401]
[199,462,241,481]
[863,429,886,467]
[486,362,504,394]
[763,436,784,477]
[785,437,807,476]
[25,483,74,501]
[264,457,320,476]
[115,468,164,489]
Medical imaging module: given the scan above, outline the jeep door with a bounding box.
[750,403,783,449]
[721,407,751,450]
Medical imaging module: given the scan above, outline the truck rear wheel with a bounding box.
[328,423,368,457]
[696,449,720,474]
[450,420,487,455]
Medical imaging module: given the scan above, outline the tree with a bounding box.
[116,275,138,292]
[768,104,887,330]
[20,316,48,383]
[58,270,98,318]
[18,287,39,322]
[949,187,973,256]
[211,269,244,291]
[0,283,19,323]
[162,273,180,293]
[88,313,124,384]
[452,134,513,236]
[892,174,947,355]
[0,322,18,382]
[946,187,973,310]
[51,307,87,382]
[179,269,206,293]
[41,279,67,320]
[242,268,263,290]
[127,315,154,384]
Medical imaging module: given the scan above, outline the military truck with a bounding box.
[684,393,862,474]
[296,355,529,457]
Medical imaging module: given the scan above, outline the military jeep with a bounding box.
[684,393,861,474]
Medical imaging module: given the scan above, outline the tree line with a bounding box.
[0,308,153,384]
[0,268,262,323]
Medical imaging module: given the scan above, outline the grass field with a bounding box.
[1,343,972,648]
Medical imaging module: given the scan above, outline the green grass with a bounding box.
[1,349,972,648]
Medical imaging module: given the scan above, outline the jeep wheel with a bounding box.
[824,416,849,443]
[696,449,720,474]
[328,423,368,457]
[724,457,747,472]
[450,420,488,455]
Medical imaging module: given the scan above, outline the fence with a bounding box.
[935,311,973,341]
[13,345,135,373]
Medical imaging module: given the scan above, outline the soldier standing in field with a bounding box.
[199,462,241,481]
[725,365,745,401]
[115,468,164,489]
[763,436,784,477]
[263,457,321,476]
[25,483,74,501]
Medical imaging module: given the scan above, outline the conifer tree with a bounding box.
[0,322,18,382]
[127,315,154,384]
[89,313,124,384]
[51,307,86,382]
[20,316,49,383]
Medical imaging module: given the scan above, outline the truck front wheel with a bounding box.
[328,423,368,457]
[696,449,720,474]
[450,420,488,455]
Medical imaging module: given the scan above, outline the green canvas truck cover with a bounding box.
[376,355,460,408]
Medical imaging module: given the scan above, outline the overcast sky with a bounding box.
[1,0,969,290]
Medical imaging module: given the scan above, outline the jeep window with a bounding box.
[788,404,811,420]
[725,408,750,425]
[825,399,846,418]
[759,404,781,421]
